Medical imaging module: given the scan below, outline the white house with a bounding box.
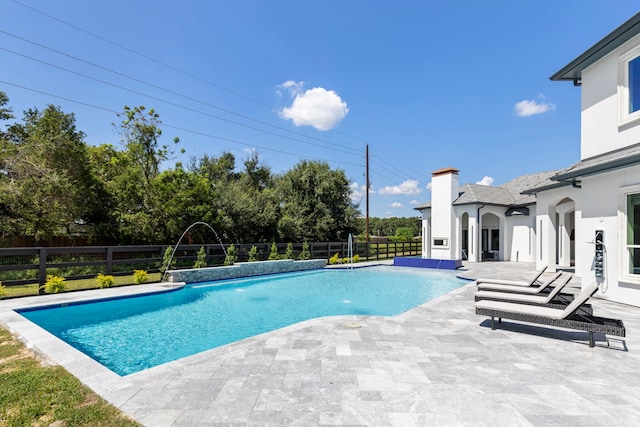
[416,12,640,307]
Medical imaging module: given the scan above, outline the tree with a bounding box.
[194,151,279,244]
[366,216,420,238]
[277,160,360,242]
[0,104,103,241]
[0,91,13,121]
[114,105,180,185]
[392,227,415,242]
[98,106,183,243]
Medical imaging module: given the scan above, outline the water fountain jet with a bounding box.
[162,221,227,282]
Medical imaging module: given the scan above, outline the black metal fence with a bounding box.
[0,241,421,293]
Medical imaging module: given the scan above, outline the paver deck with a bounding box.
[1,261,639,426]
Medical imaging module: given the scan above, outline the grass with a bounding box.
[0,327,141,426]
[0,272,162,299]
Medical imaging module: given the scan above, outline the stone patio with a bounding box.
[1,261,639,426]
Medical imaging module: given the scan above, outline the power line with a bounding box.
[371,153,422,181]
[9,0,419,173]
[9,0,359,136]
[9,0,270,109]
[0,29,362,156]
[369,157,418,183]
[8,0,424,187]
[0,80,364,168]
[0,46,362,157]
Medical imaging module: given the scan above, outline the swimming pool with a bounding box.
[18,265,467,376]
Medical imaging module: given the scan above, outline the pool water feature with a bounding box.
[18,266,468,376]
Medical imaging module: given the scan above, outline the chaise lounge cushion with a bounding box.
[475,265,547,287]
[475,274,572,304]
[476,271,563,294]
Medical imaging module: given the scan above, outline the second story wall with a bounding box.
[582,33,640,159]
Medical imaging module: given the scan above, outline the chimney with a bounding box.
[430,167,459,260]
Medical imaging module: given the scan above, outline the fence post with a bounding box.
[106,247,113,275]
[38,247,47,295]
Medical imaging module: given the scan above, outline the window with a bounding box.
[618,48,640,126]
[627,193,640,274]
[433,238,448,247]
[491,229,500,251]
[619,185,640,283]
[629,57,640,114]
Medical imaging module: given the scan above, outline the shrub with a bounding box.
[285,243,294,260]
[160,246,177,275]
[43,275,67,293]
[298,241,311,260]
[96,274,114,288]
[248,245,258,262]
[268,243,280,260]
[193,246,208,268]
[329,253,342,265]
[394,227,415,242]
[0,282,5,297]
[353,254,361,263]
[343,257,350,264]
[133,270,148,285]
[224,244,237,266]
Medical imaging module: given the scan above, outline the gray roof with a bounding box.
[414,201,431,210]
[413,170,560,211]
[552,142,640,181]
[453,184,514,206]
[551,12,640,82]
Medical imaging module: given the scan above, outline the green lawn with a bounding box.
[1,272,162,299]
[0,327,141,427]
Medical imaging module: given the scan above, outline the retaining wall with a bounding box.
[166,259,327,284]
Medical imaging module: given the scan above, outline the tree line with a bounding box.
[0,92,419,246]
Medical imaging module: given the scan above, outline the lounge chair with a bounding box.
[474,274,591,315]
[476,271,563,294]
[475,282,626,347]
[475,264,547,287]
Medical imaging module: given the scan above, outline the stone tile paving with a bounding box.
[2,261,640,426]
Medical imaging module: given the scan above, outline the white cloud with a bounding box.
[278,81,349,131]
[476,176,494,186]
[409,199,419,205]
[389,202,403,208]
[277,80,305,97]
[349,182,365,203]
[514,94,556,117]
[426,182,432,191]
[378,179,422,196]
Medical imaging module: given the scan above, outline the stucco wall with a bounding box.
[576,169,640,306]
[582,32,640,159]
[506,210,536,263]
[535,168,640,306]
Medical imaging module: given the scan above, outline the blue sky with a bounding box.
[2,1,639,218]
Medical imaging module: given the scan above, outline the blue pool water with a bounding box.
[18,266,467,375]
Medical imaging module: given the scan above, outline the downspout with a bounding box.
[477,205,485,262]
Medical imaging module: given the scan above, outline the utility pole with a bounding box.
[365,144,370,242]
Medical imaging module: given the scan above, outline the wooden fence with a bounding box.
[0,241,422,293]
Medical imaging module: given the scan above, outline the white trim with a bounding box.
[618,45,640,127]
[618,184,640,284]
